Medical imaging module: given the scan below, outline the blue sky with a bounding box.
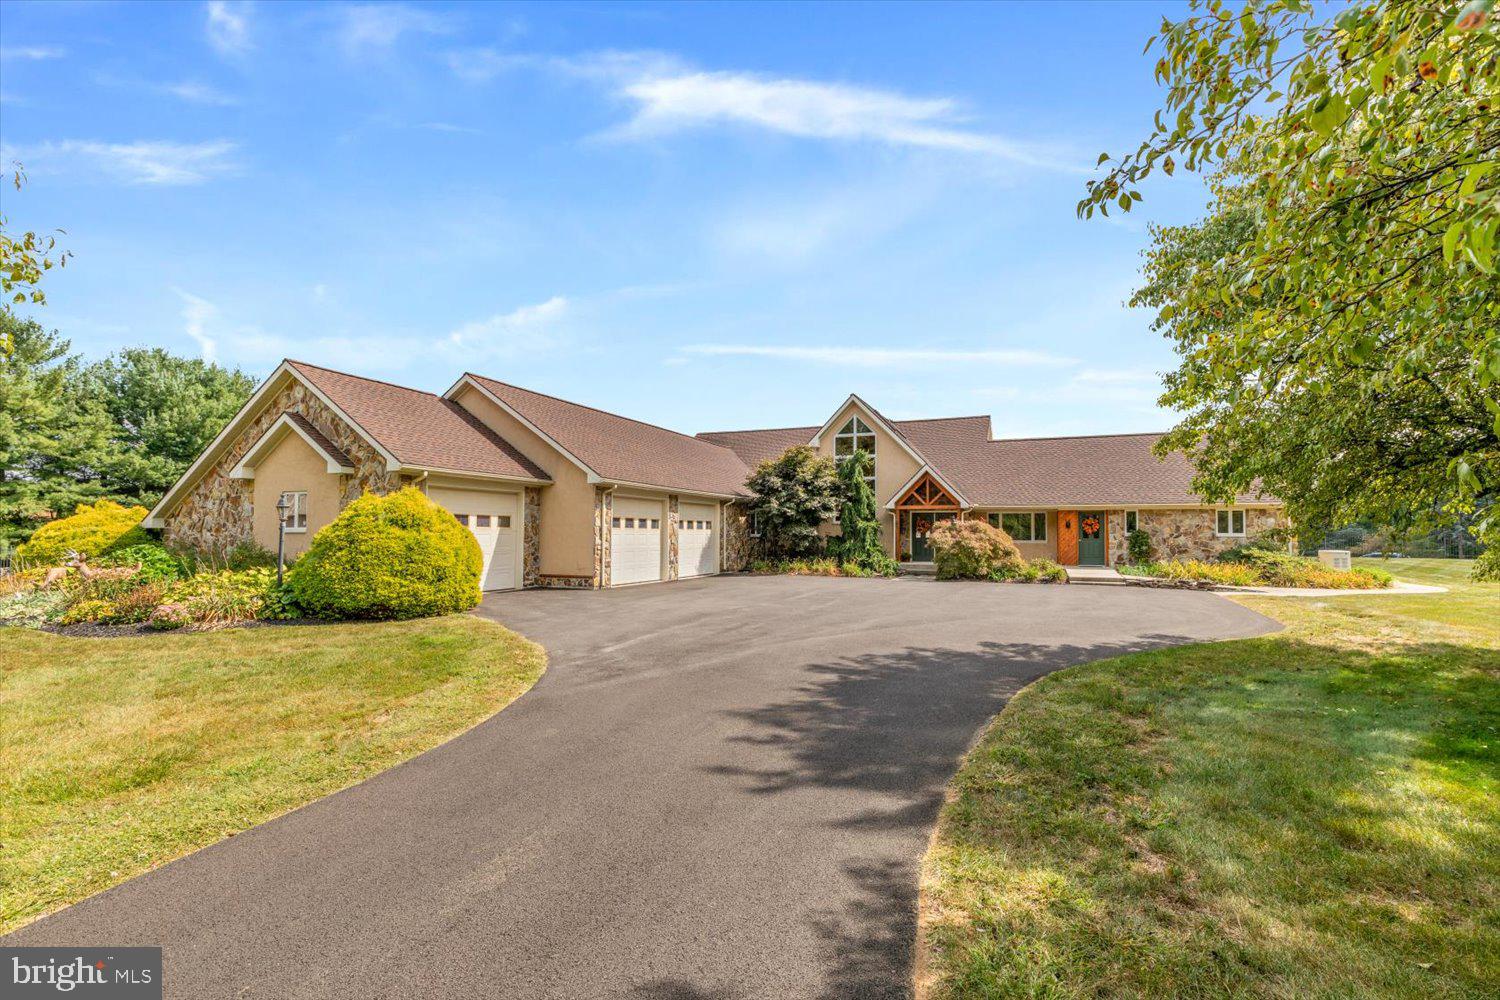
[0,0,1212,438]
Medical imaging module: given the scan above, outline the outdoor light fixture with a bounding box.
[275,493,291,586]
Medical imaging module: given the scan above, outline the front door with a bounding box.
[909,511,955,562]
[1077,511,1106,565]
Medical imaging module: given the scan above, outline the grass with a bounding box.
[919,559,1499,998]
[0,615,545,934]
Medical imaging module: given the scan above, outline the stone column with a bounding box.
[593,486,613,589]
[523,487,542,588]
[667,494,680,581]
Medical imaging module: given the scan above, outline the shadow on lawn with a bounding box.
[701,634,1210,999]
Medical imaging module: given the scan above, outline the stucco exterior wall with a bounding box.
[249,432,342,559]
[161,379,399,555]
[969,509,1058,562]
[450,384,598,579]
[812,400,921,557]
[1107,507,1287,564]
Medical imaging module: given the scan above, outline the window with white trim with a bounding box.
[991,511,1046,542]
[1124,510,1140,534]
[1216,509,1246,536]
[834,416,877,488]
[282,491,308,532]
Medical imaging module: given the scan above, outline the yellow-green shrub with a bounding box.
[288,488,482,620]
[15,500,150,566]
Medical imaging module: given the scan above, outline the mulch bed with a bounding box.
[42,617,332,639]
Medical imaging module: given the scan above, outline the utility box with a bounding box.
[1318,549,1352,571]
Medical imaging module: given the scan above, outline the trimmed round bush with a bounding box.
[929,519,1024,580]
[15,499,149,567]
[288,487,482,620]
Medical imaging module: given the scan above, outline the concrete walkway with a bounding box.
[1062,565,1125,584]
[8,576,1278,999]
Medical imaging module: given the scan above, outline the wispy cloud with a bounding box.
[448,296,568,348]
[175,289,219,362]
[5,139,241,185]
[680,345,1077,368]
[337,4,453,57]
[451,50,1080,171]
[205,1,252,57]
[97,74,240,106]
[0,45,66,61]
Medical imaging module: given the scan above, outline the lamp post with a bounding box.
[275,493,291,586]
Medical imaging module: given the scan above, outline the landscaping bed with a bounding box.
[1117,546,1393,590]
[919,558,1497,998]
[0,615,546,934]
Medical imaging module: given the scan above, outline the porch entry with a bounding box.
[893,472,962,562]
[908,511,956,562]
[1056,509,1108,566]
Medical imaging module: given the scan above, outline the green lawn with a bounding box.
[920,559,1499,998]
[0,615,545,934]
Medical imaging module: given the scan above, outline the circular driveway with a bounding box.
[8,575,1277,998]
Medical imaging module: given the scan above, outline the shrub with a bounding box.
[747,557,897,578]
[161,567,288,627]
[1220,548,1390,588]
[1126,529,1153,564]
[1473,545,1500,583]
[173,539,279,574]
[98,543,186,584]
[289,487,482,620]
[15,500,149,566]
[1027,559,1068,583]
[930,520,1024,581]
[745,446,844,559]
[0,590,69,628]
[989,558,1069,584]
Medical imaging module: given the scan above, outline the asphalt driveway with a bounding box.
[8,575,1277,998]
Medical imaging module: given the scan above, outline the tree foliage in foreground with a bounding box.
[1085,0,1498,533]
[745,446,844,559]
[0,314,254,547]
[0,167,71,357]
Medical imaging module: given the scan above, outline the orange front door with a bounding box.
[1056,509,1079,565]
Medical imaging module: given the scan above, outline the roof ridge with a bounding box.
[989,431,1168,443]
[696,424,820,437]
[466,373,746,458]
[286,358,440,399]
[894,414,991,425]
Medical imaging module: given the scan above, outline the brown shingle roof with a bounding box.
[288,361,550,482]
[699,413,1275,507]
[465,374,750,497]
[283,411,353,469]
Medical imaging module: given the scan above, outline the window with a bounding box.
[834,416,877,488]
[650,519,660,529]
[475,514,491,528]
[625,518,635,528]
[281,492,308,532]
[1216,509,1246,536]
[1125,510,1139,534]
[995,511,1046,542]
[612,517,621,528]
[497,515,511,528]
[454,513,470,527]
[705,519,712,529]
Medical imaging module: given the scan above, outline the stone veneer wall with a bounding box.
[721,502,753,571]
[1107,507,1287,564]
[523,487,542,588]
[595,486,613,588]
[162,382,401,555]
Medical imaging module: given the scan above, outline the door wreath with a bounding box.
[1081,515,1101,536]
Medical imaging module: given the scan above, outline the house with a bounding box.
[145,360,1284,589]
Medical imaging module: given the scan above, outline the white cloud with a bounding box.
[159,80,240,106]
[5,139,240,185]
[0,45,65,61]
[453,50,1080,171]
[448,296,568,348]
[175,289,219,362]
[680,344,1076,368]
[205,2,252,56]
[337,4,452,56]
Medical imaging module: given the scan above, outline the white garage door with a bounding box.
[611,496,663,586]
[428,486,519,591]
[679,501,718,578]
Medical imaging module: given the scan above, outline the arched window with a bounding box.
[834,416,877,488]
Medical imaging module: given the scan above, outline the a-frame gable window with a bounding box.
[834,416,877,488]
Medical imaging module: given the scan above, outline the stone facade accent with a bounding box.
[162,381,400,555]
[721,501,753,571]
[1108,507,1287,564]
[536,574,596,589]
[593,486,613,589]
[666,494,680,581]
[523,486,542,588]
